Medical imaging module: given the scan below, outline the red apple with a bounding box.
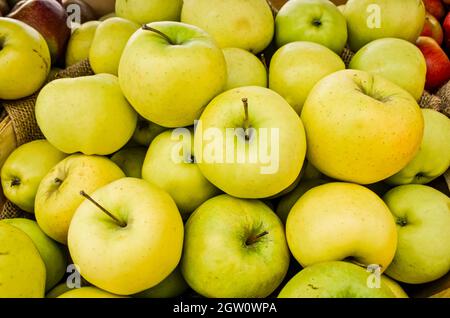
[444,12,450,50]
[423,0,446,21]
[421,12,444,45]
[416,36,450,91]
[63,0,96,24]
[8,0,70,64]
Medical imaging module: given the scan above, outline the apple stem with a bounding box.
[260,53,268,70]
[10,177,20,187]
[242,98,251,140]
[80,191,127,228]
[246,231,269,245]
[142,24,175,45]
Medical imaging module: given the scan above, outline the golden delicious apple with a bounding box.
[222,48,267,90]
[269,41,345,114]
[58,287,125,298]
[111,147,146,178]
[301,70,424,184]
[0,222,46,298]
[181,0,274,53]
[382,275,408,298]
[286,183,398,271]
[0,17,50,99]
[89,17,139,75]
[133,267,188,298]
[65,21,100,67]
[36,74,137,155]
[1,140,67,213]
[119,21,227,128]
[68,178,184,295]
[35,154,125,244]
[116,0,183,25]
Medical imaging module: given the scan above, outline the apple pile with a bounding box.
[0,0,450,299]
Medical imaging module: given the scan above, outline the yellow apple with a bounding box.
[286,183,398,271]
[116,0,183,25]
[58,287,125,298]
[35,154,125,244]
[65,21,100,67]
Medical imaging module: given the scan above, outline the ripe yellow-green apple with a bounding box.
[1,140,67,213]
[36,74,137,155]
[111,147,146,178]
[382,275,408,298]
[181,194,290,298]
[133,267,188,298]
[46,283,72,298]
[0,218,67,291]
[0,222,46,298]
[387,109,450,185]
[142,130,220,216]
[278,261,396,298]
[301,70,424,184]
[194,86,306,198]
[68,178,184,295]
[181,0,274,53]
[276,179,327,223]
[349,38,426,101]
[275,0,348,54]
[99,12,115,21]
[58,287,124,298]
[222,48,267,91]
[132,116,166,147]
[65,21,100,67]
[35,154,125,244]
[287,183,397,271]
[0,17,50,99]
[119,21,227,128]
[269,41,345,114]
[344,0,426,51]
[89,17,139,75]
[383,185,450,284]
[116,0,183,25]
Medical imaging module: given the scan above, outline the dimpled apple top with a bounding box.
[181,0,274,54]
[0,222,46,298]
[118,21,227,128]
[275,0,348,54]
[0,17,50,100]
[278,261,395,298]
[301,69,424,184]
[194,86,306,199]
[181,194,290,298]
[35,74,137,155]
[344,0,426,52]
[68,178,184,295]
[286,183,398,271]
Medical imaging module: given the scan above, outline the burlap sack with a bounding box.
[0,59,94,220]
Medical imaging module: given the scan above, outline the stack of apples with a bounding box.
[0,0,449,299]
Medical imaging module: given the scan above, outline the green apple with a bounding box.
[132,116,167,147]
[0,17,50,100]
[278,261,395,298]
[58,287,124,298]
[301,69,424,184]
[36,74,137,155]
[111,147,147,178]
[116,0,183,25]
[1,140,67,213]
[287,183,398,271]
[349,38,427,101]
[65,21,100,67]
[275,0,348,54]
[195,86,306,199]
[387,109,450,185]
[276,179,327,224]
[119,21,227,128]
[133,267,188,298]
[89,17,139,75]
[142,130,220,216]
[0,218,67,291]
[181,194,290,298]
[35,154,125,244]
[46,283,72,298]
[344,0,426,51]
[99,12,116,21]
[383,185,450,284]
[222,48,267,91]
[181,0,274,53]
[68,178,184,295]
[269,41,345,114]
[0,222,46,298]
[382,275,408,298]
